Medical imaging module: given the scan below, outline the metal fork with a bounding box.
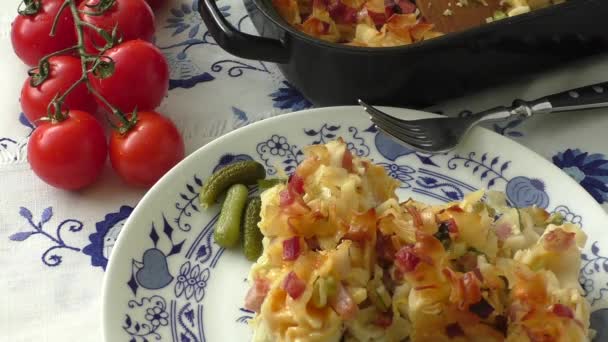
[359,81,608,153]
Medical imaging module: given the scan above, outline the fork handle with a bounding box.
[475,81,608,123]
[542,82,608,112]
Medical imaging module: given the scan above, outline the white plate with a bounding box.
[102,107,608,342]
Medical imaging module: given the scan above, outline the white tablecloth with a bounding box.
[1,0,607,340]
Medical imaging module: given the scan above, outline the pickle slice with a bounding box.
[214,184,249,248]
[243,197,263,261]
[199,160,266,208]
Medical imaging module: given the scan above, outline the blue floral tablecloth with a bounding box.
[1,0,608,340]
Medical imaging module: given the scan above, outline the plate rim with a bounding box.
[102,105,608,341]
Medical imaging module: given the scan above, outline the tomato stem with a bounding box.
[35,0,133,128]
[17,0,41,16]
[49,0,70,37]
[28,0,133,128]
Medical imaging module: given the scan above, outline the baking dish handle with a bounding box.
[198,0,289,64]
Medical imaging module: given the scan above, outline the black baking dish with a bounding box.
[199,0,608,108]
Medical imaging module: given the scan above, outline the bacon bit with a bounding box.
[414,284,437,291]
[345,209,376,241]
[405,206,423,228]
[551,304,574,319]
[329,283,358,320]
[543,228,576,252]
[283,271,306,299]
[445,322,465,338]
[341,147,354,171]
[282,237,301,261]
[395,245,421,273]
[288,173,305,194]
[374,312,393,328]
[448,205,464,213]
[305,237,321,251]
[469,298,494,319]
[244,278,270,312]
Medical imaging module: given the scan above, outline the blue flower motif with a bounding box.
[270,81,312,111]
[266,135,290,156]
[505,176,549,208]
[174,261,210,302]
[374,132,416,161]
[378,163,415,188]
[145,306,169,327]
[82,206,134,270]
[552,148,608,204]
[165,1,230,37]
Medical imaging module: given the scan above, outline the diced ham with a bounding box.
[367,9,387,27]
[551,304,574,319]
[282,237,301,261]
[283,271,306,299]
[395,245,421,273]
[279,189,295,207]
[495,222,512,241]
[342,147,354,171]
[329,282,358,320]
[543,228,576,252]
[244,278,270,312]
[288,173,305,194]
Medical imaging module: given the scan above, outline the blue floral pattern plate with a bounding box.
[102,107,608,342]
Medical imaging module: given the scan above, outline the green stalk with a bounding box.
[36,0,133,131]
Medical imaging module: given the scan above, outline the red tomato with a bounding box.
[79,0,154,53]
[89,40,169,113]
[28,110,107,190]
[11,0,78,66]
[110,111,184,187]
[20,56,97,125]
